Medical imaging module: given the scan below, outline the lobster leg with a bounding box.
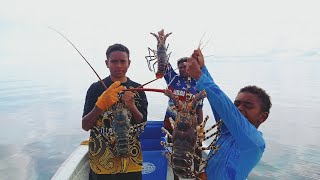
[169,117,175,129]
[133,122,146,132]
[129,122,147,139]
[160,127,173,152]
[145,56,157,72]
[161,127,173,139]
[197,120,221,142]
[160,141,173,149]
[152,61,158,74]
[145,47,158,72]
[198,115,209,129]
[204,120,222,133]
[201,131,220,142]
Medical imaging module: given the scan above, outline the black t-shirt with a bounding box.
[83,76,148,174]
[83,76,148,124]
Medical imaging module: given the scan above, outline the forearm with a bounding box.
[201,66,213,81]
[127,105,144,123]
[164,63,176,83]
[82,106,102,131]
[196,72,259,147]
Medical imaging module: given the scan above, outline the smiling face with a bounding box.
[234,92,269,128]
[105,51,131,82]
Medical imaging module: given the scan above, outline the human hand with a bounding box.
[185,57,202,80]
[192,48,205,68]
[122,87,135,108]
[96,81,124,110]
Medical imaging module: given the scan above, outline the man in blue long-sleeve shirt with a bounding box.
[186,49,272,180]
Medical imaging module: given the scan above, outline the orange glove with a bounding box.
[95,81,124,110]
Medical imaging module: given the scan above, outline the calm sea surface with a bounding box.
[0,57,319,180]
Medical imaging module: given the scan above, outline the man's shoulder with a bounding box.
[90,80,102,87]
[87,77,110,92]
[88,80,104,90]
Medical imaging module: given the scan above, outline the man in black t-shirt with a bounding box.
[82,43,148,180]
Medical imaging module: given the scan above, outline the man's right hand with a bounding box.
[95,81,124,110]
[186,57,202,80]
[192,48,205,68]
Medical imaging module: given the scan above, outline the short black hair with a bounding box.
[238,85,272,113]
[177,57,188,66]
[106,43,130,59]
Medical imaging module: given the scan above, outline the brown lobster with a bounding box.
[161,89,221,179]
[92,101,147,157]
[124,87,221,179]
[145,29,172,79]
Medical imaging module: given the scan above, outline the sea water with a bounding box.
[0,57,319,180]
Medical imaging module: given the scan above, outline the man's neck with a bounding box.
[110,76,127,83]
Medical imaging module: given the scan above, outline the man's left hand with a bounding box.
[122,87,135,108]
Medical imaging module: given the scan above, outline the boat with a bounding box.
[51,120,209,180]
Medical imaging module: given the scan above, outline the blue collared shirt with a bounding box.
[164,63,203,120]
[196,66,265,180]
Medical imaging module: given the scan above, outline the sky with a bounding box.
[1,0,320,79]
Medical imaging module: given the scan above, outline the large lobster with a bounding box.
[145,29,172,79]
[123,86,221,178]
[160,89,221,179]
[100,101,147,157]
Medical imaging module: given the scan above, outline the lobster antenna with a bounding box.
[198,32,206,49]
[200,34,213,51]
[49,26,107,90]
[137,67,178,88]
[138,78,159,88]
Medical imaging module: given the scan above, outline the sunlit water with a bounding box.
[0,57,319,180]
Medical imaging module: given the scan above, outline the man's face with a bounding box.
[106,51,130,79]
[178,62,187,77]
[234,92,268,128]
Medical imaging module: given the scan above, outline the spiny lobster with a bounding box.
[124,87,222,178]
[92,100,147,157]
[145,29,172,79]
[160,89,222,179]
